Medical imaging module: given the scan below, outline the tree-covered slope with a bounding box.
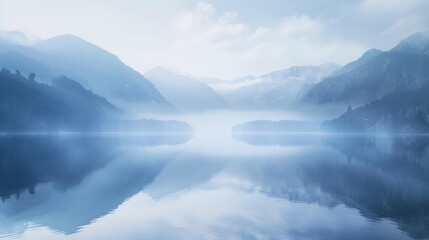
[0,69,112,131]
[0,69,191,132]
[323,84,429,133]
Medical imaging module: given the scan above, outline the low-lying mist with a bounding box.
[143,110,311,134]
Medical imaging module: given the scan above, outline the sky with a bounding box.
[1,0,429,78]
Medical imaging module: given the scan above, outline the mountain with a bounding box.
[33,35,176,113]
[301,32,429,107]
[0,30,31,45]
[323,84,429,133]
[260,63,340,83]
[0,33,175,113]
[145,67,229,112]
[392,32,429,54]
[0,69,191,132]
[0,51,54,81]
[204,75,260,95]
[51,76,120,116]
[329,49,383,76]
[223,63,340,110]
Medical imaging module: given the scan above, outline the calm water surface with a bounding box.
[0,131,428,240]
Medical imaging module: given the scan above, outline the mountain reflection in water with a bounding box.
[0,133,428,240]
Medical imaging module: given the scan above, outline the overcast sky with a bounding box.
[1,0,429,78]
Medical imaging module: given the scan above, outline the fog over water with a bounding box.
[1,109,428,240]
[144,110,313,155]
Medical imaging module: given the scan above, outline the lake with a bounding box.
[0,130,428,240]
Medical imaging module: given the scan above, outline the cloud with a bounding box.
[279,15,325,39]
[7,0,425,78]
[376,15,429,47]
[175,2,248,48]
[167,2,365,78]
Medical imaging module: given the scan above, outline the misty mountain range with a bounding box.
[0,69,191,132]
[144,62,341,111]
[1,29,429,133]
[222,63,340,110]
[301,33,429,107]
[315,32,429,133]
[145,67,229,112]
[235,32,429,133]
[0,33,174,114]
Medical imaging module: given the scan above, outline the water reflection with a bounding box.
[0,134,191,235]
[0,133,428,239]
[232,132,323,146]
[234,133,429,239]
